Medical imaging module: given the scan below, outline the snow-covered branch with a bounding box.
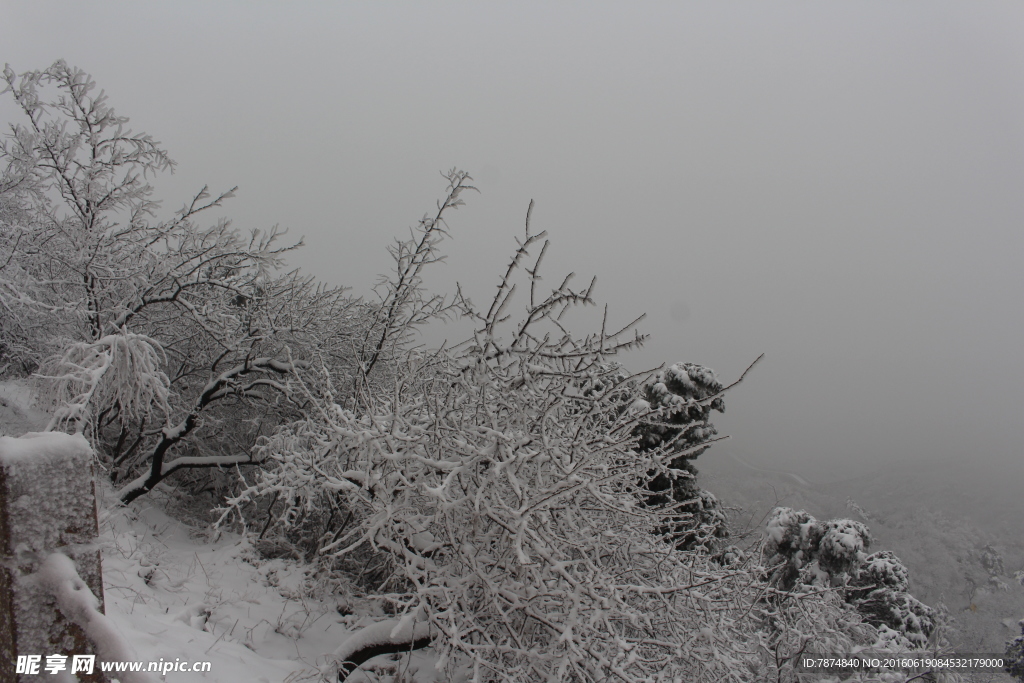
[332,618,433,681]
[358,168,475,383]
[118,356,308,504]
[39,331,171,434]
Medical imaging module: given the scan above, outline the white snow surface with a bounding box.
[36,553,156,683]
[0,430,90,463]
[97,486,443,682]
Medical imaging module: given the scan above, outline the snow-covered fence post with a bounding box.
[0,432,106,682]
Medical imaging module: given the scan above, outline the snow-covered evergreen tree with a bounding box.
[1007,619,1024,681]
[633,363,731,549]
[765,507,936,648]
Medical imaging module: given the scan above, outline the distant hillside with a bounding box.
[699,446,1024,658]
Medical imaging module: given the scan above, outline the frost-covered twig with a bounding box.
[358,168,475,383]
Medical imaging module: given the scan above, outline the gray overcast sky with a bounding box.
[4,1,1022,481]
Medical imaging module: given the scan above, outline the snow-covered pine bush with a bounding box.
[765,507,936,649]
[633,363,732,550]
[979,544,1005,576]
[849,551,910,594]
[765,507,873,589]
[223,209,800,682]
[1006,619,1024,681]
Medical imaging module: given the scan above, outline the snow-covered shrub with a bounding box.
[764,507,824,590]
[220,170,478,563]
[634,362,731,550]
[224,214,798,682]
[847,551,937,649]
[751,585,877,682]
[765,507,871,589]
[1007,619,1024,681]
[38,332,171,435]
[765,508,937,649]
[850,551,910,594]
[849,589,935,648]
[817,518,872,578]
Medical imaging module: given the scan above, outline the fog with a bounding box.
[4,2,1022,482]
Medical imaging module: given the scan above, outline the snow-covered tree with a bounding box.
[0,62,368,503]
[765,507,936,649]
[633,362,732,550]
[1007,619,1024,681]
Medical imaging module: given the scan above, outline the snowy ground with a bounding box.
[97,485,443,682]
[0,379,438,683]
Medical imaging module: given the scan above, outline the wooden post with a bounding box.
[0,432,106,682]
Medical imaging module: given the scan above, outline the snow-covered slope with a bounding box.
[0,379,442,682]
[97,488,444,682]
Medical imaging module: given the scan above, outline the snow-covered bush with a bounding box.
[765,507,936,649]
[851,551,910,594]
[217,203,909,682]
[38,332,172,432]
[1007,619,1024,681]
[849,589,935,649]
[634,363,733,550]
[765,507,873,589]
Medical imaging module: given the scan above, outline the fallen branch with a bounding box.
[332,618,433,682]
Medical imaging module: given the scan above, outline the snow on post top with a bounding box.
[0,431,97,560]
[0,431,91,465]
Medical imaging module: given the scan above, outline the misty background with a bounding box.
[3,2,1022,484]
